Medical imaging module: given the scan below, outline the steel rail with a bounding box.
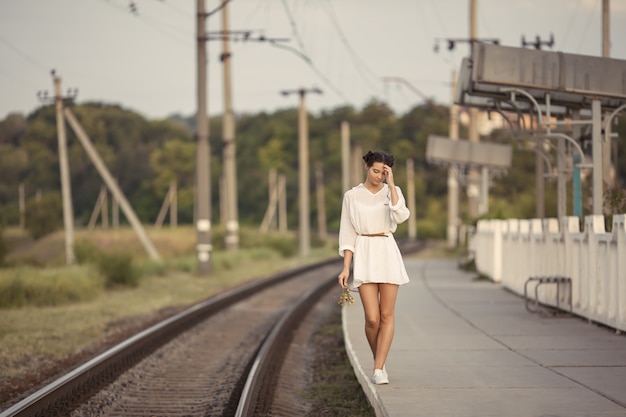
[236,239,425,416]
[0,258,341,417]
[235,271,336,416]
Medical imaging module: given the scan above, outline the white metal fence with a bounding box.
[470,214,626,332]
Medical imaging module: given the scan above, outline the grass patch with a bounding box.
[0,265,101,308]
[0,228,337,381]
[305,307,375,417]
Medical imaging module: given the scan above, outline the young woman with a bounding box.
[338,150,410,385]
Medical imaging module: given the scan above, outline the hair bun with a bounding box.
[363,150,394,167]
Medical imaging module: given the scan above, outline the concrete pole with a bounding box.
[352,143,363,186]
[298,90,310,257]
[196,0,212,274]
[572,110,583,217]
[602,0,612,188]
[536,141,545,218]
[557,136,567,219]
[407,159,416,241]
[592,99,603,215]
[341,121,350,192]
[281,87,321,257]
[64,108,161,261]
[112,178,119,228]
[278,174,287,233]
[481,166,489,214]
[260,168,278,232]
[221,2,239,250]
[18,183,25,229]
[171,180,177,227]
[315,162,327,239]
[101,186,109,228]
[447,70,460,247]
[54,76,75,265]
[467,0,481,219]
[602,0,610,58]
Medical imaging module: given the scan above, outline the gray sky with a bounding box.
[1,0,625,120]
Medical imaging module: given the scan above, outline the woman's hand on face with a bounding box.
[384,164,394,186]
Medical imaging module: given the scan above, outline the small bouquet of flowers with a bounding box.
[337,285,355,307]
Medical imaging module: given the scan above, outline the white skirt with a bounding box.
[351,234,410,289]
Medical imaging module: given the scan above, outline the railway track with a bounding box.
[1,240,423,417]
[0,258,342,417]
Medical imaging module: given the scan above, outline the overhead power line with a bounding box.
[320,0,380,92]
[0,36,50,72]
[279,0,349,102]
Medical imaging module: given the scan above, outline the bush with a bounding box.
[416,218,446,240]
[0,265,101,308]
[74,240,102,264]
[25,193,63,239]
[97,251,139,288]
[0,229,8,267]
[262,235,298,258]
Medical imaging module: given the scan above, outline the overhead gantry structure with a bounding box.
[455,43,626,217]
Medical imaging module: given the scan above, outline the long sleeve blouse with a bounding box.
[338,183,410,288]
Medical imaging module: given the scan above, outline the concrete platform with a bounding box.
[342,258,626,417]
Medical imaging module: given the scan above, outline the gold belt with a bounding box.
[359,232,388,237]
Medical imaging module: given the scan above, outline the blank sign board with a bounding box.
[426,135,512,170]
[457,43,626,111]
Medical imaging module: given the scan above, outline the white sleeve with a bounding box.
[338,192,357,257]
[389,186,410,225]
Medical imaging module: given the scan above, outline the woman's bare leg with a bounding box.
[373,284,399,370]
[358,283,399,370]
[358,283,381,359]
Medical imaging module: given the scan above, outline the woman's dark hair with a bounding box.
[363,150,394,168]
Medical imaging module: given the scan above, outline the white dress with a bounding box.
[338,183,411,289]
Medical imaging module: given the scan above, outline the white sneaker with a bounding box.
[372,368,389,385]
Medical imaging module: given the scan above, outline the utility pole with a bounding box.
[221,1,239,251]
[38,72,77,265]
[196,0,212,274]
[280,87,322,258]
[351,143,363,187]
[18,183,25,229]
[436,1,498,222]
[201,24,288,253]
[602,0,612,189]
[64,108,161,261]
[407,159,416,241]
[447,69,460,247]
[315,162,327,239]
[341,121,350,192]
[467,0,481,219]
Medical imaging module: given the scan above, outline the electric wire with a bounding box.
[428,0,450,39]
[98,0,191,46]
[0,67,41,91]
[426,0,458,67]
[279,0,349,102]
[561,0,582,51]
[207,0,235,18]
[575,0,598,53]
[0,36,50,72]
[158,0,193,18]
[319,0,381,93]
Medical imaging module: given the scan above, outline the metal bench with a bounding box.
[524,276,572,315]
